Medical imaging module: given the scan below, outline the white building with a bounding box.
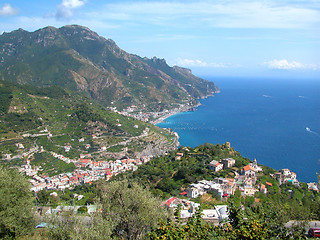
[208,160,223,172]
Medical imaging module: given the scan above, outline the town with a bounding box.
[11,138,319,223]
[19,151,151,192]
[161,147,319,222]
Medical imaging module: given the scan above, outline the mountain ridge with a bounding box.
[0,25,218,112]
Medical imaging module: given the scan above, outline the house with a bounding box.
[16,143,24,149]
[307,182,319,191]
[180,204,228,223]
[77,159,92,167]
[249,159,263,172]
[221,158,236,169]
[87,205,98,214]
[266,181,273,186]
[175,153,184,160]
[179,191,187,196]
[64,143,71,152]
[101,146,107,151]
[164,197,177,208]
[210,185,224,198]
[208,160,223,172]
[80,154,91,159]
[275,168,299,186]
[259,184,267,194]
[105,171,112,180]
[241,186,257,197]
[280,168,291,176]
[241,165,256,177]
[186,187,201,198]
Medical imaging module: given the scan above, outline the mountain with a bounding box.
[0,79,178,167]
[0,25,218,112]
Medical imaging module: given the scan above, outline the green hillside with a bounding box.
[0,80,177,167]
[0,25,218,112]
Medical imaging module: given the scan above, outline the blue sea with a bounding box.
[157,77,320,182]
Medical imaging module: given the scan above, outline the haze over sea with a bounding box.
[157,77,320,182]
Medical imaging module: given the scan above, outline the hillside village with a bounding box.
[185,158,301,200]
[2,118,319,222]
[160,145,318,222]
[19,153,151,192]
[3,127,318,225]
[2,124,172,192]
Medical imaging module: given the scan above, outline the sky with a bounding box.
[0,0,319,79]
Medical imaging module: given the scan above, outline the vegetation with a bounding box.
[122,143,250,198]
[0,166,35,239]
[98,179,168,240]
[31,152,76,177]
[149,207,219,240]
[1,145,320,239]
[39,179,167,240]
[149,201,309,240]
[0,79,176,169]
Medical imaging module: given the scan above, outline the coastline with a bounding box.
[152,78,320,182]
[152,90,219,125]
[152,102,201,125]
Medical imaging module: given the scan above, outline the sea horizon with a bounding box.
[157,76,320,183]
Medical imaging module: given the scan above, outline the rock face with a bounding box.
[0,25,219,111]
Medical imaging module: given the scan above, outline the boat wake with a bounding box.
[262,94,272,98]
[306,127,320,137]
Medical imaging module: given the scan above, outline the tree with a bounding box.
[45,210,113,240]
[0,166,35,239]
[98,179,168,240]
[149,207,219,240]
[37,189,49,205]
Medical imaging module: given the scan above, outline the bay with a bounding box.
[157,77,320,182]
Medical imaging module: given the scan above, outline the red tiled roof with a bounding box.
[266,181,273,186]
[243,165,255,172]
[179,191,187,196]
[165,197,176,207]
[79,159,92,163]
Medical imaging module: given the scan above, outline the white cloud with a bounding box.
[0,3,19,17]
[56,0,86,20]
[264,59,319,70]
[91,1,320,29]
[61,0,85,8]
[176,58,229,68]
